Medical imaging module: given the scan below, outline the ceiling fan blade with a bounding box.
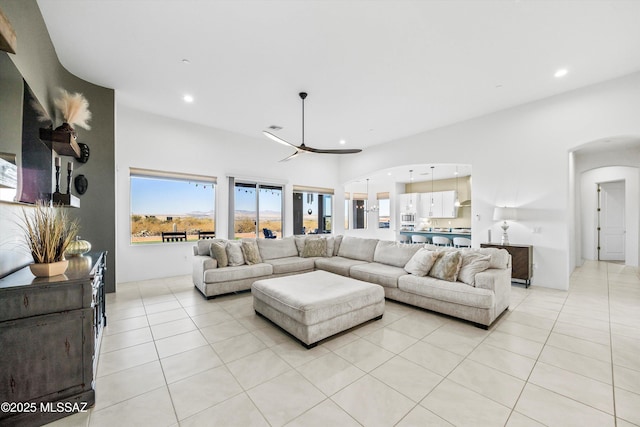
[263,130,297,148]
[300,147,363,154]
[279,150,303,162]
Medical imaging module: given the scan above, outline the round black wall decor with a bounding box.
[77,143,90,163]
[74,174,88,195]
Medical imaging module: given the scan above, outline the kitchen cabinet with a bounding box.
[416,191,458,218]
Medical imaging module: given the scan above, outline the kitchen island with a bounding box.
[400,229,471,244]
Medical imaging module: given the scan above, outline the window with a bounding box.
[130,169,216,244]
[344,192,350,230]
[377,192,390,228]
[352,191,367,229]
[232,180,282,239]
[293,186,334,235]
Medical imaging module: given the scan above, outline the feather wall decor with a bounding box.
[54,88,92,130]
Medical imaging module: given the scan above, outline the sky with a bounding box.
[234,186,283,213]
[131,177,215,215]
[131,177,333,217]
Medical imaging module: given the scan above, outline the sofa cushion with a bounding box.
[337,236,379,262]
[209,241,228,268]
[203,263,272,283]
[264,257,316,275]
[373,241,422,268]
[350,262,408,288]
[196,238,225,256]
[257,236,299,260]
[302,239,327,258]
[458,252,491,286]
[314,256,369,277]
[428,251,463,282]
[241,240,262,265]
[321,236,335,257]
[333,235,343,255]
[404,249,441,277]
[398,274,495,309]
[226,241,245,266]
[476,248,510,269]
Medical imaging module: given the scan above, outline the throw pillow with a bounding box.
[302,238,327,258]
[241,240,262,265]
[226,241,245,266]
[209,241,228,268]
[457,252,491,286]
[322,236,335,257]
[404,249,441,276]
[429,251,463,282]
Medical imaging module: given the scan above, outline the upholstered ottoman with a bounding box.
[252,270,385,348]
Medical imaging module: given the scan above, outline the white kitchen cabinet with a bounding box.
[416,191,458,218]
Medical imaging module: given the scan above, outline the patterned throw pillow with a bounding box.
[226,241,245,266]
[209,241,228,268]
[457,252,491,286]
[428,251,463,282]
[404,248,441,276]
[241,240,262,265]
[302,238,327,258]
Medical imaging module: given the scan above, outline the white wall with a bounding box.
[116,106,340,283]
[339,72,640,290]
[578,166,639,266]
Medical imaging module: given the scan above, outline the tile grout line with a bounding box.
[503,281,567,426]
[607,262,618,426]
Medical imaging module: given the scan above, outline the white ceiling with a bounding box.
[38,0,640,152]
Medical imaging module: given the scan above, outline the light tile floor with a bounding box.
[46,261,640,426]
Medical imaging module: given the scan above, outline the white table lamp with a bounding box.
[493,207,517,245]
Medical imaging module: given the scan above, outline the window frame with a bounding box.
[129,168,216,245]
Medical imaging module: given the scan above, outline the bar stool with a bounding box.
[411,235,428,244]
[432,236,452,247]
[453,237,472,248]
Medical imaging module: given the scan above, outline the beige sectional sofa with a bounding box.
[192,235,512,327]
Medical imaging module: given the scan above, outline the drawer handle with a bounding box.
[23,294,29,308]
[65,338,71,355]
[10,376,16,393]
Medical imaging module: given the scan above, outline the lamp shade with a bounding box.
[493,207,517,221]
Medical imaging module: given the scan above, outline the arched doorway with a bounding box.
[570,136,640,268]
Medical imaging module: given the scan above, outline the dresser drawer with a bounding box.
[0,283,91,323]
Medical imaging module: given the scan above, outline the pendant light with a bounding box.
[454,166,461,207]
[408,170,414,211]
[364,179,378,213]
[428,166,434,217]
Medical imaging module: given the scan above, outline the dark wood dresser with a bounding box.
[0,252,107,426]
[481,243,533,287]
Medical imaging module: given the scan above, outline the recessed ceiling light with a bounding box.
[387,172,392,176]
[554,68,568,78]
[183,94,194,103]
[339,139,346,145]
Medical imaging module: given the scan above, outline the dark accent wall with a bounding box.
[0,0,116,292]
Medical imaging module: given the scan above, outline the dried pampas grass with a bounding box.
[54,88,92,130]
[19,201,79,264]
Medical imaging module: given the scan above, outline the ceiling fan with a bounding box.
[263,92,363,161]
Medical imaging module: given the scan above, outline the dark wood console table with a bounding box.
[481,243,533,287]
[0,252,107,426]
